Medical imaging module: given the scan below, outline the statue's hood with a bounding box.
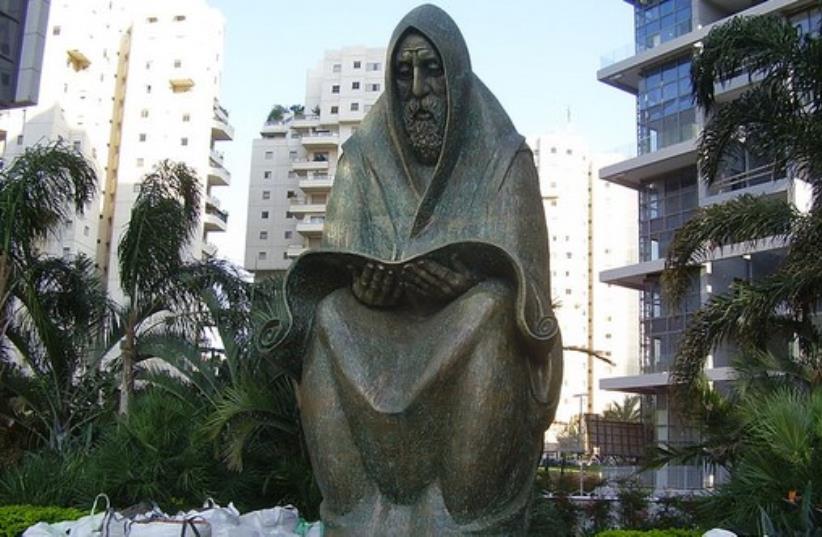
[384,4,472,186]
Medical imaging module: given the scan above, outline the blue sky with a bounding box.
[207,0,637,265]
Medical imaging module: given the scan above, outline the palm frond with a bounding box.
[663,194,797,305]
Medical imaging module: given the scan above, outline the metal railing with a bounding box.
[206,207,228,224]
[707,163,784,195]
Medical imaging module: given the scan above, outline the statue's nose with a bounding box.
[412,66,427,98]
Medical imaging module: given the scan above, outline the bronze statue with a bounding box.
[261,5,563,535]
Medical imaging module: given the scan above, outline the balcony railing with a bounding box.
[707,163,784,195]
[206,207,228,224]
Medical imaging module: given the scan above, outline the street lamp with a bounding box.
[573,392,587,495]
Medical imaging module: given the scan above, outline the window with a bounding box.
[181,137,188,146]
[52,25,61,35]
[259,231,268,240]
[147,16,158,23]
[137,158,144,167]
[263,171,272,179]
[366,62,381,71]
[146,84,151,93]
[133,184,141,193]
[331,84,340,94]
[637,57,695,154]
[261,211,269,219]
[83,225,90,237]
[140,109,149,118]
[145,61,152,70]
[285,231,292,239]
[16,135,22,145]
[173,59,182,68]
[286,190,296,198]
[62,247,71,257]
[566,149,573,155]
[258,251,267,260]
[565,252,572,259]
[262,191,271,200]
[73,140,81,151]
[634,0,692,52]
[139,133,146,142]
[550,147,557,154]
[352,81,360,90]
[332,63,341,73]
[285,211,293,219]
[288,150,297,161]
[353,60,361,69]
[264,151,273,160]
[330,106,339,114]
[350,102,359,111]
[182,113,190,122]
[565,289,572,295]
[367,83,380,92]
[173,15,186,21]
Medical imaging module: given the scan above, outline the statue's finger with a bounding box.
[405,270,436,295]
[389,276,404,303]
[361,263,375,285]
[369,264,387,290]
[413,263,455,295]
[450,254,471,276]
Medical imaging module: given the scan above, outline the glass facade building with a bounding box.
[0,0,26,105]
[634,0,692,52]
[637,57,696,154]
[638,167,697,262]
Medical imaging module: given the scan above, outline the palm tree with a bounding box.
[602,396,641,423]
[0,141,98,340]
[111,160,202,415]
[662,12,822,390]
[0,254,114,451]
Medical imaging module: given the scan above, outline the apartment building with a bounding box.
[0,0,233,301]
[597,0,817,491]
[244,47,384,279]
[531,129,640,449]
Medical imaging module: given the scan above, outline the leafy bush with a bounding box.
[0,505,84,537]
[0,449,90,506]
[617,479,651,529]
[528,491,578,537]
[595,530,702,537]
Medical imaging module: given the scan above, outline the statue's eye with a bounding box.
[396,62,412,79]
[426,61,442,74]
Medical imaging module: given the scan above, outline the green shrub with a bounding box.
[0,505,85,537]
[528,492,578,537]
[594,530,702,537]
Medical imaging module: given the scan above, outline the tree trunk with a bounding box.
[119,317,136,416]
[0,252,10,342]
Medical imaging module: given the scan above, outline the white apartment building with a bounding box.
[0,0,233,301]
[597,0,818,492]
[531,129,639,449]
[244,47,385,278]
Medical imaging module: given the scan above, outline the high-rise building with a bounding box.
[0,0,50,110]
[244,47,384,279]
[597,0,816,492]
[530,129,639,449]
[0,0,233,301]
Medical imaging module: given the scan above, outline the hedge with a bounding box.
[0,505,85,537]
[595,530,703,537]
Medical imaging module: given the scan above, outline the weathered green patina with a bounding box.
[261,5,563,535]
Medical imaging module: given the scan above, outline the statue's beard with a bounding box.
[401,96,446,165]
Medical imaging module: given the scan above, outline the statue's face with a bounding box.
[394,31,447,165]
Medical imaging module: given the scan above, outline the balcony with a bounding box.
[296,219,325,238]
[204,207,228,233]
[301,131,338,148]
[702,163,788,205]
[208,165,231,187]
[298,174,334,192]
[600,367,736,394]
[291,157,330,172]
[285,245,307,258]
[288,200,327,214]
[212,100,234,141]
[290,115,321,129]
[202,241,218,257]
[170,78,195,93]
[260,121,289,136]
[600,139,697,189]
[205,193,221,210]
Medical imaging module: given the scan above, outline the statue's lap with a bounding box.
[298,280,548,535]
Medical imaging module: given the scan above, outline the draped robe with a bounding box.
[261,5,563,535]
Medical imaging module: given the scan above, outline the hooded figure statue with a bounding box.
[261,5,563,535]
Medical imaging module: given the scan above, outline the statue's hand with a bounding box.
[402,256,479,302]
[350,263,403,308]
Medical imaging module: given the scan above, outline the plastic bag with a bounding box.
[126,517,211,537]
[239,506,303,536]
